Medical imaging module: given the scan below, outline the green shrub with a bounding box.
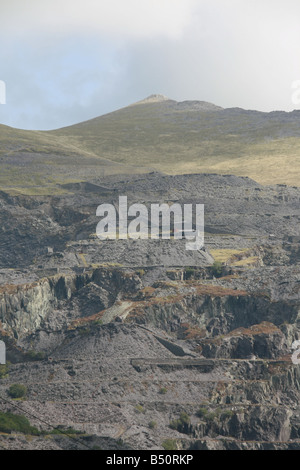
[211,261,223,277]
[148,420,157,429]
[0,363,9,379]
[136,269,145,277]
[0,411,39,435]
[198,407,227,422]
[197,407,209,419]
[206,412,218,422]
[220,409,234,420]
[7,384,27,399]
[169,412,190,432]
[26,350,46,361]
[158,387,167,395]
[178,412,190,425]
[48,425,82,435]
[135,404,145,414]
[169,419,179,430]
[162,439,177,451]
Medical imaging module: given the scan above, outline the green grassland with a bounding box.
[0,121,150,194]
[1,97,300,194]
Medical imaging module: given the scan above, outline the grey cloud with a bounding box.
[0,0,300,129]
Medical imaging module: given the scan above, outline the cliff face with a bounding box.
[0,269,142,338]
[0,268,299,450]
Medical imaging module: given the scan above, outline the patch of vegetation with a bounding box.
[205,411,218,422]
[135,404,145,414]
[162,439,178,451]
[0,363,9,379]
[197,407,209,419]
[0,411,40,435]
[148,420,157,429]
[233,256,259,267]
[136,269,145,277]
[211,260,223,277]
[7,384,27,399]
[26,350,46,361]
[197,407,234,423]
[220,410,234,421]
[210,249,246,263]
[47,425,83,436]
[158,387,168,395]
[169,412,190,433]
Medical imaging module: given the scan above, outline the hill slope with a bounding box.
[52,96,300,186]
[1,95,300,193]
[0,121,151,195]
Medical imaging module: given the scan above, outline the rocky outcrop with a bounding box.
[0,173,300,450]
[0,269,142,339]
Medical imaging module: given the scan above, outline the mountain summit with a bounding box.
[132,94,170,105]
[131,94,223,111]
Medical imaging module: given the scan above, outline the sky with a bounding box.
[0,0,300,130]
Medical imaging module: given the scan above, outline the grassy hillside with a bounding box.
[0,123,150,195]
[51,97,300,187]
[1,95,300,194]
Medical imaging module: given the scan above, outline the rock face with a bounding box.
[0,269,142,338]
[0,173,300,450]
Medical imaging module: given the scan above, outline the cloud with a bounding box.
[0,0,197,40]
[1,0,300,129]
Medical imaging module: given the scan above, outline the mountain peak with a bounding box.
[130,94,223,111]
[132,94,170,105]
